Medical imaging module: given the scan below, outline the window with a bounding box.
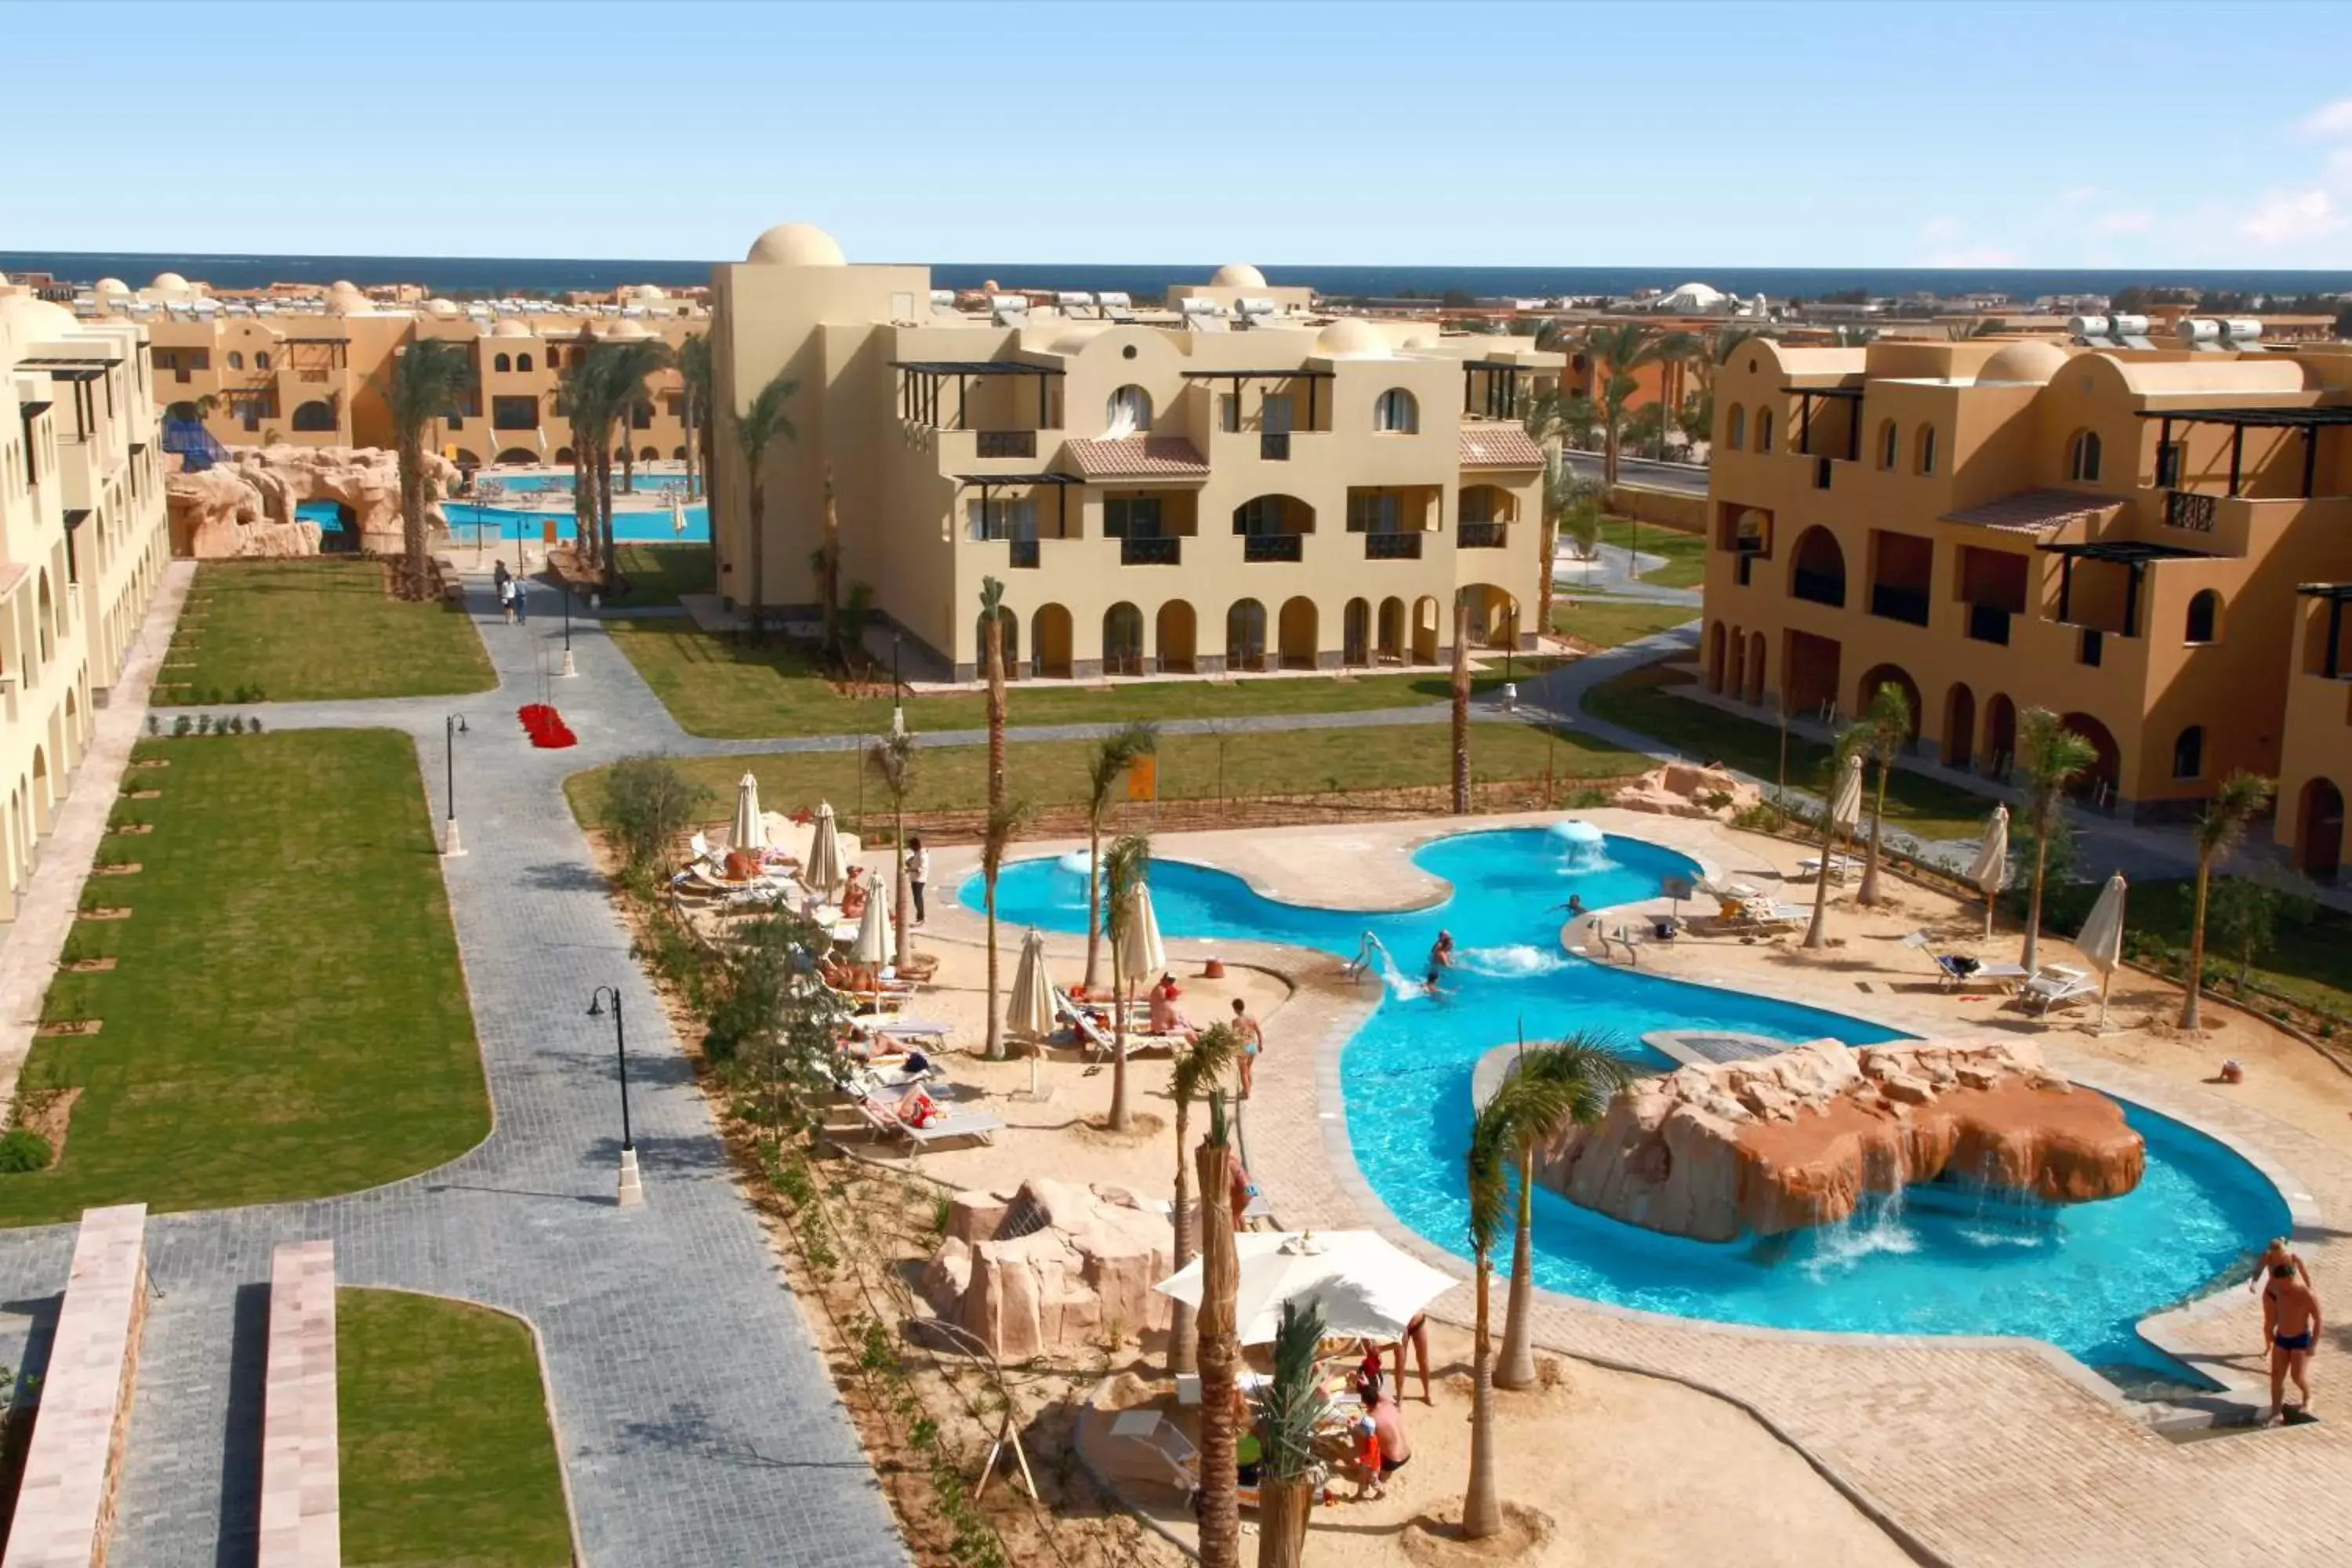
[1726,404,1745,450]
[517,353,534,372]
[1374,388,1418,434]
[1234,497,1280,535]
[1877,419,1898,470]
[492,394,539,431]
[227,350,244,371]
[1107,384,1152,433]
[2172,725,2204,781]
[547,347,563,368]
[2185,588,2221,645]
[1757,408,1775,452]
[2068,430,2102,483]
[1915,424,1938,476]
[493,353,512,373]
[254,350,270,370]
[1346,492,1402,533]
[1219,394,1240,434]
[1105,496,1163,538]
[291,399,337,433]
[967,496,1036,541]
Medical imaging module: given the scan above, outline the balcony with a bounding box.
[1260,431,1290,461]
[1122,535,1181,566]
[1791,568,1845,608]
[1457,521,1508,550]
[1965,604,2012,644]
[975,430,1037,459]
[1010,539,1040,569]
[2165,489,2217,532]
[1868,583,1930,626]
[1243,534,1302,564]
[1364,532,1423,561]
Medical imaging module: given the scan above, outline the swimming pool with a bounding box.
[967,827,2289,1388]
[490,472,695,495]
[442,500,710,543]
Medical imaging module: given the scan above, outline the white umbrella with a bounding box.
[851,887,893,1011]
[1828,751,1864,834]
[2076,871,2129,1031]
[804,802,844,899]
[1117,884,1168,985]
[730,773,766,858]
[1968,804,2011,937]
[671,496,689,535]
[1006,927,1057,1099]
[1156,1231,1459,1346]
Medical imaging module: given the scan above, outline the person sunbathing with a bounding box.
[1148,977,1195,1038]
[897,1086,943,1128]
[840,869,871,920]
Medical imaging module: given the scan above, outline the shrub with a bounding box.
[602,755,713,871]
[205,686,224,706]
[0,1128,53,1174]
[250,717,264,735]
[172,714,193,738]
[228,715,246,735]
[144,716,158,737]
[195,715,212,736]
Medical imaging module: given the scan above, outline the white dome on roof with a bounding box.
[1974,339,2071,385]
[150,271,191,294]
[0,295,78,339]
[95,278,129,296]
[1316,318,1388,358]
[746,223,845,266]
[492,318,532,338]
[425,297,459,318]
[631,284,667,303]
[1211,263,1266,289]
[1653,281,1726,311]
[607,319,652,339]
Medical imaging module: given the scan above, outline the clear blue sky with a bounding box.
[11,0,2352,267]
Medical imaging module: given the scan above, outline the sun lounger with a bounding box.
[1900,931,2029,993]
[1103,1410,1197,1498]
[2019,964,2096,1015]
[848,1092,1001,1149]
[1797,854,1865,882]
[1055,989,1116,1058]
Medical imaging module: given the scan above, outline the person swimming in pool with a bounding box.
[2263,1259,2323,1424]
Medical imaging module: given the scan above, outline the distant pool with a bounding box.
[488,472,695,494]
[443,500,708,543]
[969,827,2288,1389]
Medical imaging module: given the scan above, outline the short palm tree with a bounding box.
[1497,1034,1634,1388]
[979,797,1029,1062]
[1802,727,1869,951]
[1450,590,1472,814]
[2017,707,2096,975]
[730,366,799,643]
[866,731,916,965]
[1856,681,1914,906]
[1193,1091,1244,1567]
[1083,723,1158,992]
[2182,771,2274,1029]
[384,339,476,598]
[676,332,711,500]
[1584,322,1665,485]
[1167,1020,1245,1376]
[1102,831,1151,1133]
[1256,1298,1327,1568]
[1535,452,1604,637]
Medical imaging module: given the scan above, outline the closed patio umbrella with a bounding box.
[1968,804,2011,937]
[1006,927,1057,1099]
[851,886,893,1011]
[1117,884,1168,989]
[1828,751,1864,837]
[1156,1231,1459,1346]
[730,773,765,859]
[804,802,844,900]
[2076,871,2129,1032]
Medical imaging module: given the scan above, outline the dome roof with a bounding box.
[1974,339,2071,385]
[1315,318,1388,358]
[746,223,845,266]
[1210,263,1266,289]
[607,319,652,339]
[425,297,459,318]
[94,278,129,296]
[0,295,78,339]
[150,271,190,293]
[491,319,532,338]
[631,283,667,302]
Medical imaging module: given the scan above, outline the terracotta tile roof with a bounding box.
[1065,437,1210,478]
[1457,426,1546,468]
[1937,487,2122,535]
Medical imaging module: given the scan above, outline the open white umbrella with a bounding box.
[1156,1231,1458,1345]
[1006,927,1057,1100]
[730,773,765,859]
[1967,804,2011,937]
[851,887,893,1011]
[804,802,844,899]
[2076,871,2129,1031]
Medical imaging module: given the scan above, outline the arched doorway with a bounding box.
[976,607,1019,680]
[1410,597,1440,664]
[1788,526,1846,607]
[1226,599,1268,673]
[1343,599,1371,666]
[63,688,80,770]
[1728,625,1748,701]
[1983,694,2018,779]
[1103,602,1145,676]
[495,447,536,465]
[1944,683,1976,770]
[2058,711,2122,805]
[2297,778,2344,882]
[1744,631,1767,704]
[35,572,55,666]
[1705,622,1727,692]
[1030,604,1073,680]
[1461,585,1517,648]
[1156,601,1196,674]
[292,400,336,433]
[30,748,50,836]
[1277,597,1318,670]
[1854,663,1922,744]
[1377,597,1406,663]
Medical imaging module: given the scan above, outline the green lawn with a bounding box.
[3,731,489,1225]
[339,1288,572,1568]
[1597,518,1707,588]
[568,719,1642,830]
[1550,595,1698,648]
[604,543,713,609]
[1584,663,1996,839]
[609,620,1562,740]
[159,561,495,705]
[2037,876,2352,1024]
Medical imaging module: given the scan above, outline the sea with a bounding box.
[6,251,2350,303]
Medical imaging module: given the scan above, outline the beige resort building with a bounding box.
[708,225,1556,682]
[0,287,173,916]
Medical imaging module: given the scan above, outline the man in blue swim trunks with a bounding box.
[2262,1259,2323,1423]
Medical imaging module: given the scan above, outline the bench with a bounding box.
[257,1240,339,1568]
[1,1203,148,1568]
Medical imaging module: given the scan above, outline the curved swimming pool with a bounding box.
[967,828,2288,1388]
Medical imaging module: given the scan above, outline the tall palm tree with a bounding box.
[816,465,844,657]
[866,731,917,966]
[2017,707,2097,975]
[384,339,477,599]
[1584,322,1667,485]
[729,366,799,643]
[1450,591,1472,814]
[1083,722,1158,992]
[1856,681,1914,906]
[979,797,1029,1062]
[677,332,711,500]
[1193,1091,1244,1568]
[1256,1298,1327,1568]
[981,577,1009,809]
[1464,1069,1572,1539]
[552,331,599,565]
[1102,831,1151,1134]
[1168,1020,1244,1376]
[1646,331,1700,459]
[1534,452,1604,637]
[2182,771,2274,1029]
[592,339,673,583]
[1802,727,1869,951]
[1497,1034,1634,1388]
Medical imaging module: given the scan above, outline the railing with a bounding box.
[1965,603,2012,644]
[2165,489,2217,532]
[1009,539,1040,569]
[975,430,1037,459]
[1457,521,1507,549]
[1791,568,1845,607]
[1868,583,1930,626]
[1243,534,1302,563]
[1364,532,1423,561]
[1122,535,1181,566]
[1260,431,1291,461]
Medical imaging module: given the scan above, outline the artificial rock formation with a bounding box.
[1608,761,1762,822]
[166,445,456,558]
[921,1178,1174,1362]
[1538,1039,2144,1242]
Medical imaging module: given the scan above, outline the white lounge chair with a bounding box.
[1103,1410,1197,1498]
[850,1092,1001,1150]
[1901,931,2030,993]
[2019,964,2097,1015]
[1055,989,1116,1058]
[1797,853,1865,882]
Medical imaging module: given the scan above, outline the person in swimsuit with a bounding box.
[2251,1236,2312,1293]
[1231,996,1265,1099]
[2262,1259,2323,1423]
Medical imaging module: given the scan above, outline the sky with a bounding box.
[9,0,2352,268]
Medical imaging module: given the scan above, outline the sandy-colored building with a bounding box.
[0,289,173,915]
[708,225,1555,681]
[1699,335,2352,875]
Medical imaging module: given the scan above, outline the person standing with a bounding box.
[2263,1260,2323,1423]
[1232,996,1265,1099]
[905,837,929,927]
[498,574,516,625]
[514,579,528,624]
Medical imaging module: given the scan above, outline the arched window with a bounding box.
[1374,388,1419,434]
[1725,404,1746,450]
[2172,725,2205,780]
[1877,419,1898,470]
[254,350,270,370]
[2068,429,2102,483]
[291,400,336,432]
[493,353,511,373]
[1757,408,1775,452]
[517,353,534,372]
[1106,384,1152,432]
[227,350,244,370]
[1915,424,1938,476]
[2185,588,2221,645]
[554,446,575,463]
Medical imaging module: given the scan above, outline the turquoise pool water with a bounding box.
[491,472,695,494]
[442,500,709,543]
[967,827,2289,1388]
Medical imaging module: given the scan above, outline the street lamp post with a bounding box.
[441,713,468,857]
[560,583,576,679]
[890,630,905,736]
[586,985,643,1207]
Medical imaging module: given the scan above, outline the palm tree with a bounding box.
[677,332,711,500]
[1497,1034,1634,1388]
[866,731,917,967]
[1256,1298,1327,1568]
[1102,831,1151,1134]
[1193,1091,1244,1568]
[979,797,1029,1062]
[1450,591,1472,814]
[2017,707,2097,975]
[729,366,799,643]
[1082,722,1158,992]
[552,331,599,565]
[1168,1020,1244,1376]
[816,465,844,656]
[1584,322,1667,485]
[1856,681,1914,906]
[2182,771,2274,1029]
[1464,1068,1572,1539]
[1534,453,1604,636]
[1646,331,1700,459]
[592,339,673,583]
[981,577,1009,811]
[384,339,477,599]
[1802,727,1868,951]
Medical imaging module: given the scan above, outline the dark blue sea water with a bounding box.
[7,251,2348,303]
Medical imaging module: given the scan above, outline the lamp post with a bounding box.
[560,582,576,679]
[586,985,643,1207]
[441,713,467,857]
[890,630,905,736]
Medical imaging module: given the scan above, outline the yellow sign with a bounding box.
[442,443,460,461]
[1127,755,1158,803]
